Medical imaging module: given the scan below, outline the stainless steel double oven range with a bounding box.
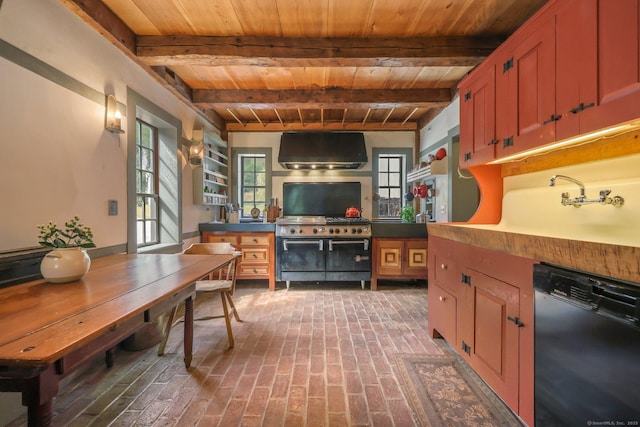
[275,182,371,290]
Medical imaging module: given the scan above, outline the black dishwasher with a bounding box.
[534,264,640,426]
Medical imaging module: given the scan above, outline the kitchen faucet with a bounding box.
[549,174,624,208]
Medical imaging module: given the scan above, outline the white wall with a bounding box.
[0,0,215,253]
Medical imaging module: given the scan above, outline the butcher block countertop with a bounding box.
[427,223,640,284]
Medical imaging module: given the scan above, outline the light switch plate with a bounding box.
[108,200,118,216]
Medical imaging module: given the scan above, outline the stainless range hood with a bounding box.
[278,132,368,169]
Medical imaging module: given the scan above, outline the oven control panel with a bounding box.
[277,225,371,237]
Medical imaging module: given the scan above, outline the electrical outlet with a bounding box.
[108,200,118,216]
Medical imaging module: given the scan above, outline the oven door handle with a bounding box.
[283,239,324,251]
[328,239,369,251]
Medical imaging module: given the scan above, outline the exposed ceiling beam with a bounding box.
[136,35,505,67]
[194,88,451,109]
[226,121,417,132]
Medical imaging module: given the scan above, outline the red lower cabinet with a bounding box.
[466,270,520,411]
[428,284,457,344]
[428,236,535,426]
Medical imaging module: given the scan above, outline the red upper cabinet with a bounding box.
[495,15,556,158]
[459,0,640,167]
[459,64,497,168]
[580,0,640,131]
[555,0,598,140]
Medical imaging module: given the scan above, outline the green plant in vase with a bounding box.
[400,205,415,223]
[37,216,95,283]
[37,216,95,248]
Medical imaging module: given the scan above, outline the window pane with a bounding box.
[389,172,400,187]
[145,197,157,219]
[141,148,153,171]
[140,125,153,148]
[390,188,401,199]
[255,157,266,171]
[141,172,154,193]
[243,157,255,172]
[379,158,389,172]
[255,172,266,186]
[389,157,401,171]
[136,220,144,243]
[243,173,255,186]
[136,197,144,220]
[379,173,389,186]
[255,188,266,204]
[145,220,157,244]
[379,188,389,199]
[243,189,255,203]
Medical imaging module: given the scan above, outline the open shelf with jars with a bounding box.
[192,130,229,206]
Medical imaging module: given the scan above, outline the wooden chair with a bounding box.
[158,243,242,354]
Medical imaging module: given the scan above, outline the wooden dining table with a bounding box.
[0,252,238,427]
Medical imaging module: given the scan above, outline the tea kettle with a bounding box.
[345,206,362,218]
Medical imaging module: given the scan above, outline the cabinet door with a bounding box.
[459,64,497,168]
[403,240,428,276]
[555,0,598,140]
[468,271,520,411]
[581,0,640,131]
[428,284,456,343]
[496,16,556,158]
[376,240,403,276]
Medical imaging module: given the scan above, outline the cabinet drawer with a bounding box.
[238,264,270,276]
[240,235,270,246]
[433,253,461,293]
[429,284,457,344]
[204,235,239,244]
[241,247,269,263]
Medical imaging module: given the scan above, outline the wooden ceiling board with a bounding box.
[227,0,283,36]
[65,0,548,131]
[326,0,376,37]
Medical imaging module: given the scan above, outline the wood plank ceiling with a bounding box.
[60,0,548,132]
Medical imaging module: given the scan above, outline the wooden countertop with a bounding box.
[427,223,640,284]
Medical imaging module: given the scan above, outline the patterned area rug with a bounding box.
[395,351,524,427]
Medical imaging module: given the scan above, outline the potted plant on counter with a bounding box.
[400,205,415,223]
[37,216,95,283]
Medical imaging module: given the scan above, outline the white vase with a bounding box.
[40,247,91,283]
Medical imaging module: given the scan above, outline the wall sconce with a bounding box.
[105,94,124,134]
[189,139,203,165]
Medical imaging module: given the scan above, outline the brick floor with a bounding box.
[8,281,441,426]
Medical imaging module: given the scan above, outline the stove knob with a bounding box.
[352,228,357,234]
[335,228,340,234]
[343,228,348,233]
[289,228,296,234]
[313,228,318,234]
[329,228,334,234]
[356,228,362,234]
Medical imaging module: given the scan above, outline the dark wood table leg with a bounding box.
[28,399,53,427]
[183,295,193,368]
[105,347,116,368]
[22,365,59,427]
